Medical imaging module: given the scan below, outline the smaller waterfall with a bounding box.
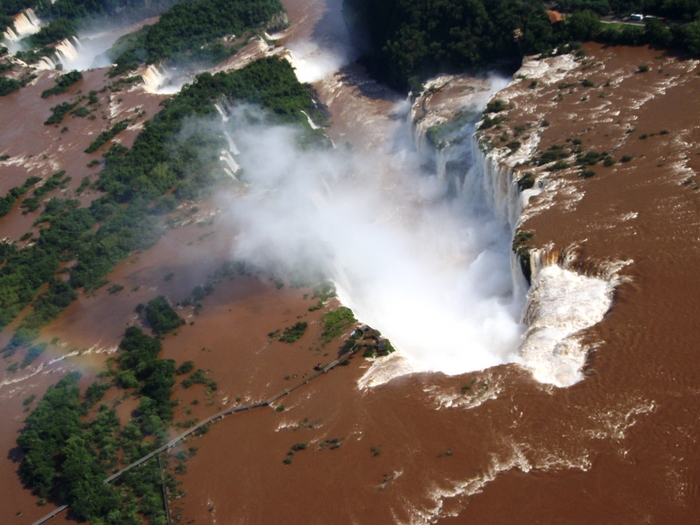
[37,56,57,70]
[141,65,166,93]
[216,103,241,180]
[3,9,42,42]
[54,37,81,64]
[300,110,319,130]
[223,129,240,155]
[220,149,241,180]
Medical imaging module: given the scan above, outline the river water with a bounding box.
[2,0,699,523]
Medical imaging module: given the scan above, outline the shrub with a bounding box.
[72,106,89,117]
[517,172,535,191]
[621,155,634,162]
[279,322,308,343]
[0,76,21,96]
[41,70,82,98]
[176,361,195,375]
[580,170,596,179]
[321,307,356,341]
[84,120,128,153]
[44,101,79,125]
[478,114,505,130]
[485,99,507,113]
[145,296,185,335]
[549,160,570,170]
[638,64,649,73]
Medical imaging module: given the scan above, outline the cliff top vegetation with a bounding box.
[343,0,700,90]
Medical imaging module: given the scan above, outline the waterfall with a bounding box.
[141,65,166,93]
[404,63,628,387]
[300,110,319,130]
[467,115,626,387]
[54,37,81,65]
[220,149,240,180]
[3,9,42,42]
[37,56,57,70]
[216,101,241,180]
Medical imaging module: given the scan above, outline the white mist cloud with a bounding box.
[282,0,359,83]
[216,106,524,383]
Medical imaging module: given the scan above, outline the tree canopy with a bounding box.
[110,0,285,70]
[343,0,700,90]
[0,57,321,356]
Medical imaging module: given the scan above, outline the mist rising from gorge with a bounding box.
[214,101,524,384]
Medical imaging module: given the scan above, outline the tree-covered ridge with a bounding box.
[561,0,700,20]
[41,0,176,21]
[99,56,322,202]
[343,0,700,91]
[17,326,196,524]
[1,0,151,36]
[0,57,322,354]
[110,0,285,70]
[344,0,555,90]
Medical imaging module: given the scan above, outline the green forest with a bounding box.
[1,0,180,36]
[16,325,201,524]
[343,0,700,90]
[109,0,285,72]
[2,0,285,64]
[0,56,321,358]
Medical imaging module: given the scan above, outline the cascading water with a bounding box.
[55,37,81,63]
[141,64,166,93]
[467,105,625,387]
[215,101,242,180]
[392,64,628,388]
[225,16,624,389]
[140,64,188,94]
[2,9,41,42]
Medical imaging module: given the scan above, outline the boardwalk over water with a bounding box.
[31,350,355,525]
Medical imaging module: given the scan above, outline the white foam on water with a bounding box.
[141,64,187,94]
[517,265,616,387]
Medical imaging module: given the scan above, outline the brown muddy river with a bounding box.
[1,0,699,524]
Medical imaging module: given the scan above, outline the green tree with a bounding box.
[567,9,602,41]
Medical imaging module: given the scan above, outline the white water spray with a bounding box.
[219,102,525,383]
[2,8,41,43]
[141,64,187,94]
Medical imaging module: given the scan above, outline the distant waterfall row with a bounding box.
[2,9,42,42]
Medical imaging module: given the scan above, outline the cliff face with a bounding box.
[452,43,700,521]
[410,65,626,388]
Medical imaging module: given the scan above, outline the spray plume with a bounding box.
[215,103,525,385]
